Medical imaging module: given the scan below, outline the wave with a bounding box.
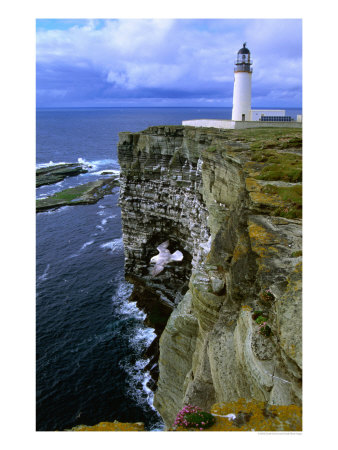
[89,169,120,176]
[80,240,94,251]
[37,264,50,285]
[129,326,155,351]
[112,280,162,425]
[36,161,68,169]
[36,158,119,172]
[68,240,95,259]
[36,180,65,197]
[77,157,120,172]
[39,206,70,215]
[100,238,123,253]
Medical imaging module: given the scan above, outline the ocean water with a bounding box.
[36,107,302,431]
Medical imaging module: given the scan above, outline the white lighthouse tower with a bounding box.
[232,43,252,121]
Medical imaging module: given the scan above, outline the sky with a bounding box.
[36,18,302,108]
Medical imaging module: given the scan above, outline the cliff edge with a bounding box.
[118,125,302,429]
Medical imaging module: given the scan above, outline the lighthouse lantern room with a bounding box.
[232,43,253,121]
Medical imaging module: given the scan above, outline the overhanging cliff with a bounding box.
[118,125,302,428]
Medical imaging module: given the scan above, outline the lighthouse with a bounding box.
[232,43,252,121]
[182,42,300,129]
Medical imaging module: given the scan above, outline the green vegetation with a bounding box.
[263,184,302,219]
[174,405,215,430]
[50,184,90,202]
[252,311,264,321]
[259,324,272,337]
[36,177,119,213]
[251,150,302,183]
[291,250,302,258]
[260,288,275,302]
[183,412,216,430]
[230,127,301,143]
[255,316,268,325]
[205,145,217,153]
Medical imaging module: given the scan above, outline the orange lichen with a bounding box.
[70,421,145,431]
[170,399,302,432]
[248,222,277,258]
[241,305,252,311]
[245,177,262,192]
[233,235,250,263]
[249,191,284,208]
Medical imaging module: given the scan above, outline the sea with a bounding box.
[36,107,302,431]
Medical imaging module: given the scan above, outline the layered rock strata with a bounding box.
[118,125,302,429]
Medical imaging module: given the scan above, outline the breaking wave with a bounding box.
[100,238,124,253]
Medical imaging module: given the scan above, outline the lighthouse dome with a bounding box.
[238,43,250,54]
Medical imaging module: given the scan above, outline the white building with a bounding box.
[232,43,288,122]
[182,43,301,129]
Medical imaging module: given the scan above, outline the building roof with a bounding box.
[238,43,250,54]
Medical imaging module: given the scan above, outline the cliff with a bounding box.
[118,125,302,429]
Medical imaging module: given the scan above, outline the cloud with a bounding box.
[36,19,302,107]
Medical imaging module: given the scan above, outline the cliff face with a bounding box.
[118,125,302,428]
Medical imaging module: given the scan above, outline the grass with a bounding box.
[262,184,302,219]
[205,145,217,153]
[251,150,302,183]
[36,177,118,212]
[50,184,90,202]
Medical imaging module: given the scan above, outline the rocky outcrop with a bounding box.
[69,421,145,431]
[118,125,302,429]
[36,163,88,187]
[36,176,119,213]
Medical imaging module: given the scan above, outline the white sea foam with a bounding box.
[129,326,156,351]
[77,157,91,167]
[100,238,123,253]
[80,240,94,251]
[77,157,119,172]
[112,280,163,427]
[90,169,120,176]
[41,206,70,215]
[36,161,68,169]
[68,240,95,259]
[101,218,107,226]
[38,264,50,282]
[115,298,145,320]
[36,180,65,198]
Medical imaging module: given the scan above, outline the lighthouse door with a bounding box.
[242,114,245,121]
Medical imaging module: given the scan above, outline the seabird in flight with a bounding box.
[150,240,183,276]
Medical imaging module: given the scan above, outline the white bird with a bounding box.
[150,240,183,276]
